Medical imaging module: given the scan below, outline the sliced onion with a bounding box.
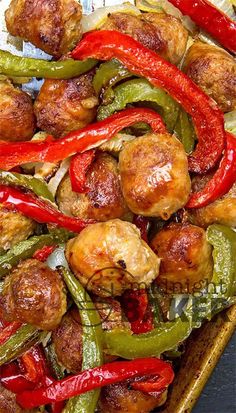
[136,0,196,32]
[81,1,141,32]
[47,157,71,197]
[224,111,236,135]
[100,132,135,153]
[46,245,69,270]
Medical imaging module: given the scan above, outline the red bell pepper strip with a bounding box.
[19,346,49,383]
[0,362,35,393]
[0,108,165,171]
[0,185,95,232]
[16,358,174,409]
[133,215,150,243]
[122,289,154,334]
[168,0,236,54]
[0,321,22,345]
[33,245,57,262]
[187,133,236,208]
[72,30,226,174]
[69,150,95,193]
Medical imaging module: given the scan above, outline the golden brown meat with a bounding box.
[66,219,160,297]
[57,152,128,221]
[0,81,35,142]
[0,383,30,413]
[0,259,67,330]
[34,71,98,138]
[119,132,191,219]
[150,223,213,293]
[52,308,83,373]
[94,296,130,331]
[189,177,236,228]
[0,205,36,250]
[5,0,82,57]
[184,41,236,112]
[101,12,188,64]
[98,381,167,413]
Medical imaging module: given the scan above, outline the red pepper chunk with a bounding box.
[72,30,226,174]
[187,133,236,208]
[168,0,236,54]
[33,245,56,262]
[0,185,95,232]
[16,358,174,409]
[122,289,154,334]
[69,150,95,193]
[0,108,165,170]
[133,215,150,243]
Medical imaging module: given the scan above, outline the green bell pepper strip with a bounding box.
[60,267,103,413]
[0,232,72,279]
[0,50,97,79]
[44,344,65,381]
[97,78,179,132]
[207,224,236,299]
[93,59,132,104]
[103,316,192,359]
[0,324,47,366]
[174,109,196,154]
[0,170,54,202]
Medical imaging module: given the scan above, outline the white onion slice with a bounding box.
[81,2,141,32]
[47,245,69,270]
[47,157,71,197]
[224,111,236,135]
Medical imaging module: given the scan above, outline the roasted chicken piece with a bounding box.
[0,259,67,330]
[119,132,191,219]
[0,205,35,251]
[189,177,236,228]
[5,0,82,57]
[52,308,83,373]
[101,12,188,65]
[150,223,213,293]
[184,41,236,112]
[57,152,128,221]
[0,81,35,142]
[34,71,98,138]
[98,381,167,413]
[66,219,160,297]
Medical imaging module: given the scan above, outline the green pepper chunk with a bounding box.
[174,108,196,154]
[207,224,236,299]
[61,267,103,413]
[0,232,72,279]
[0,50,97,79]
[0,324,47,366]
[44,344,65,381]
[0,170,54,202]
[97,78,179,132]
[93,59,132,103]
[103,316,192,359]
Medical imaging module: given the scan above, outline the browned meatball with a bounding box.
[0,259,67,330]
[66,219,160,297]
[101,12,188,64]
[150,223,213,293]
[94,296,130,331]
[57,152,128,221]
[189,177,236,228]
[5,0,82,57]
[184,42,236,112]
[0,81,35,141]
[98,381,167,413]
[0,205,36,250]
[0,383,31,413]
[52,308,82,373]
[34,72,98,137]
[119,133,191,219]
